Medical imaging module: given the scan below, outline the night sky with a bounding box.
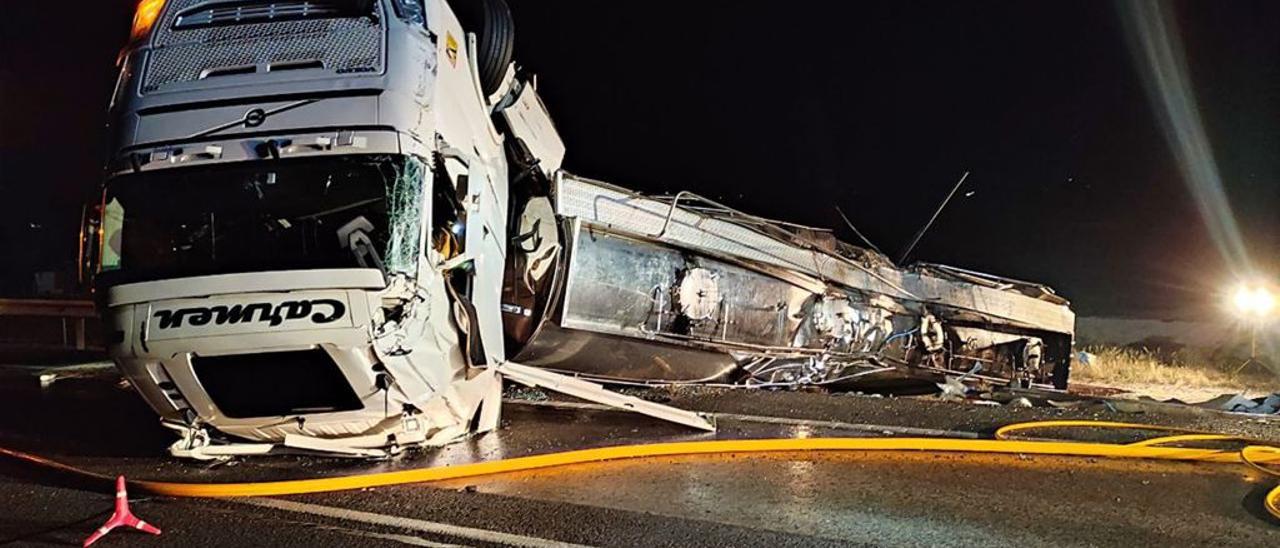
[1,1,1277,319]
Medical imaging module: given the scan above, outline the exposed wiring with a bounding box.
[834,205,885,256]
[882,328,920,347]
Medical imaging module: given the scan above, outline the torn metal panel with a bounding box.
[497,362,716,432]
[499,81,567,178]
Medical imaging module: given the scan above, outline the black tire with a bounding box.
[451,0,515,96]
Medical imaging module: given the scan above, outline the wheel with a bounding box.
[451,0,515,96]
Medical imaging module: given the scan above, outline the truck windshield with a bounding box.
[98,155,425,287]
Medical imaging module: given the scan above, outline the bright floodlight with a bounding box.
[1232,284,1275,317]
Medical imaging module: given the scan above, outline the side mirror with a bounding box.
[77,203,102,288]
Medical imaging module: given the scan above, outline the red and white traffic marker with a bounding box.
[82,476,161,547]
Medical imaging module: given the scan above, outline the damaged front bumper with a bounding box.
[105,268,506,459]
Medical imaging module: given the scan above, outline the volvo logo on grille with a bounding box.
[153,299,346,330]
[243,108,267,128]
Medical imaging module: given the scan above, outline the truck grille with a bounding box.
[142,0,384,93]
[174,1,344,30]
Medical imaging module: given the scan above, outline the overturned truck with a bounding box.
[85,0,1073,458]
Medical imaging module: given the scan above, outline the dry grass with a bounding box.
[1072,345,1280,395]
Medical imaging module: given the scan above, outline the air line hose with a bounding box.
[2,420,1278,519]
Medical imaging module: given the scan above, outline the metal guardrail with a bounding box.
[0,299,95,317]
[0,299,98,351]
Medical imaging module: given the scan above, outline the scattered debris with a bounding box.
[1105,401,1149,414]
[1216,393,1280,415]
[1047,400,1088,409]
[936,376,971,401]
[505,385,550,402]
[1076,351,1095,367]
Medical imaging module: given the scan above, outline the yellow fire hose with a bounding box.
[2,420,1278,520]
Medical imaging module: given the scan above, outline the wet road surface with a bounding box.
[0,368,1278,546]
[4,449,1277,547]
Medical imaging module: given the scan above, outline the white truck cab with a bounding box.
[93,0,550,458]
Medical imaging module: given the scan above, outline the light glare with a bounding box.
[1232,285,1275,317]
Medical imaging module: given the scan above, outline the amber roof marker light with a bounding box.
[130,0,166,43]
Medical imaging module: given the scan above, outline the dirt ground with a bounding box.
[1104,382,1273,404]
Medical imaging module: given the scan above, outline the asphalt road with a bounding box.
[3,448,1277,547]
[0,367,1278,546]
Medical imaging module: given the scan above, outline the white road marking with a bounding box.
[343,529,466,547]
[238,497,595,548]
[235,501,465,547]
